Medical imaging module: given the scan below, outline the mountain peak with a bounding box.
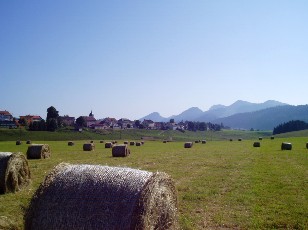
[140,100,289,123]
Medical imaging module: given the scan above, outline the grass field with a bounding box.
[0,131,307,229]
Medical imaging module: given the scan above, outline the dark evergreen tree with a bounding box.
[76,116,86,128]
[273,120,308,135]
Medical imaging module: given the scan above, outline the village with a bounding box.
[0,109,191,131]
[0,109,223,132]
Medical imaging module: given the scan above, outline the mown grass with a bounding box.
[0,135,307,229]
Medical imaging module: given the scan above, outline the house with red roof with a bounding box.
[19,115,42,124]
[0,110,13,121]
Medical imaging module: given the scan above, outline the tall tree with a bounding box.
[46,106,59,121]
[46,106,59,131]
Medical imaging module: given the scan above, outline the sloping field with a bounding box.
[0,137,307,229]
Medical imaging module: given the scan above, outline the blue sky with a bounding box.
[1,1,307,120]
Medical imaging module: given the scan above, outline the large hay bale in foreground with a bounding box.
[105,142,113,148]
[25,163,178,230]
[253,142,261,147]
[68,141,74,146]
[83,143,95,151]
[112,144,130,157]
[184,142,193,148]
[281,142,292,150]
[0,152,31,194]
[26,144,51,159]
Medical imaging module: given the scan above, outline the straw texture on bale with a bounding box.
[68,141,74,146]
[26,140,32,144]
[25,163,178,230]
[16,140,22,145]
[0,152,31,194]
[26,144,51,159]
[184,142,193,148]
[112,144,130,157]
[281,142,292,150]
[83,143,95,151]
[105,142,113,148]
[253,142,261,147]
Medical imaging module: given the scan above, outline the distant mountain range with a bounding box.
[140,100,308,130]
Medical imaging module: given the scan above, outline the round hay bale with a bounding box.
[281,142,292,150]
[124,141,129,145]
[201,140,206,144]
[253,142,261,147]
[130,141,135,146]
[259,137,263,140]
[238,138,242,141]
[105,142,113,148]
[26,144,51,159]
[163,140,167,143]
[100,140,104,143]
[16,140,22,145]
[68,141,74,146]
[271,136,275,140]
[0,152,31,194]
[83,143,95,151]
[184,142,193,148]
[112,144,130,157]
[112,141,118,144]
[306,142,308,149]
[141,141,145,145]
[25,163,178,230]
[229,139,233,141]
[90,140,94,143]
[136,142,141,146]
[26,140,32,144]
[194,140,199,143]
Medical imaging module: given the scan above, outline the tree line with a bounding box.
[273,120,308,135]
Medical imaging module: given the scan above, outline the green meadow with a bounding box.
[0,130,307,229]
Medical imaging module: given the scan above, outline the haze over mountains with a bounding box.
[140,100,308,130]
